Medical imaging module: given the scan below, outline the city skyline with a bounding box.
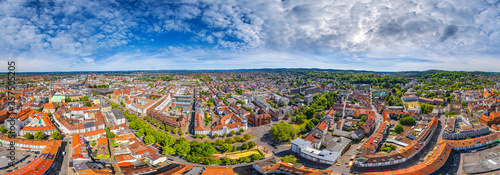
[1,0,500,72]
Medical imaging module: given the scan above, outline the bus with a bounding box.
[382,169,392,171]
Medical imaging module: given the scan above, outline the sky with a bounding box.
[1,0,500,72]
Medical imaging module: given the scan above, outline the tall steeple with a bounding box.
[49,81,53,103]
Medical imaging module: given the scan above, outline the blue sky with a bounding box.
[1,0,500,72]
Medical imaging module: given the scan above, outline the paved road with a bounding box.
[108,138,123,175]
[45,140,67,175]
[340,94,348,129]
[58,137,71,175]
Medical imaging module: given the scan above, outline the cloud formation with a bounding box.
[1,0,499,72]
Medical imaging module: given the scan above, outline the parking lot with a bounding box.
[0,148,37,174]
[233,165,260,175]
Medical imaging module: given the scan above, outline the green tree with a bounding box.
[219,144,232,153]
[335,112,342,118]
[173,142,191,155]
[225,138,234,144]
[201,134,207,139]
[24,133,33,139]
[239,128,245,134]
[177,137,188,144]
[230,130,236,136]
[241,142,249,150]
[361,116,367,122]
[215,140,224,146]
[160,124,165,130]
[106,130,116,138]
[420,103,435,114]
[280,155,298,164]
[82,96,89,101]
[195,133,200,138]
[244,134,251,141]
[213,133,219,138]
[395,124,404,134]
[250,153,262,161]
[247,141,257,149]
[0,126,7,133]
[144,135,156,145]
[162,146,175,155]
[190,140,200,147]
[400,116,416,125]
[234,136,242,142]
[136,129,144,137]
[193,143,217,157]
[34,130,45,140]
[51,130,62,139]
[271,122,298,141]
[223,133,228,138]
[239,156,251,163]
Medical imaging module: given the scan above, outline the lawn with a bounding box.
[293,119,311,130]
[226,149,262,158]
[111,139,125,147]
[94,154,110,159]
[407,102,419,108]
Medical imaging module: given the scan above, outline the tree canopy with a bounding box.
[400,116,416,125]
[34,130,45,140]
[271,122,298,141]
[395,124,404,134]
[51,130,62,139]
[280,155,298,164]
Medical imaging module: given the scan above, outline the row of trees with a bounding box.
[184,152,263,165]
[0,126,62,140]
[107,99,261,166]
[66,96,90,103]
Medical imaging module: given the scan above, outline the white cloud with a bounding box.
[82,57,94,63]
[0,0,499,72]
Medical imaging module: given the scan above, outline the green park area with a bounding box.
[293,119,311,130]
[226,149,262,159]
[111,139,126,147]
[94,154,110,159]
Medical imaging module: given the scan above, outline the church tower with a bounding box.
[49,82,52,103]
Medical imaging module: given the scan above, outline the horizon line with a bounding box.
[1,68,498,74]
